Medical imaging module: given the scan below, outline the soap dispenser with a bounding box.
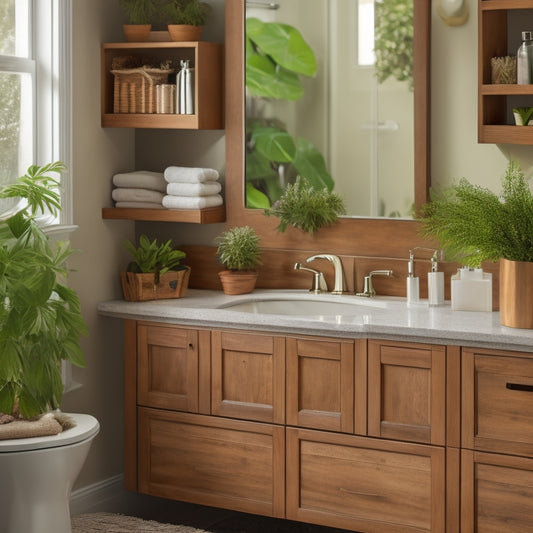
[406,250,419,304]
[427,251,445,306]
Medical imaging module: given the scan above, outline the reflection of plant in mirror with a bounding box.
[374,0,414,90]
[265,177,346,235]
[245,17,333,209]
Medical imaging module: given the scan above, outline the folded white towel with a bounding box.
[162,194,223,209]
[114,201,165,209]
[167,181,222,197]
[112,188,164,204]
[112,171,166,192]
[164,166,219,183]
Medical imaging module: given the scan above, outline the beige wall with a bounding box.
[65,0,533,491]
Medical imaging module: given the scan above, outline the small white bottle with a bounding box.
[406,250,419,305]
[517,31,533,84]
[428,251,445,306]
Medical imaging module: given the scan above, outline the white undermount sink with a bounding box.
[218,296,388,317]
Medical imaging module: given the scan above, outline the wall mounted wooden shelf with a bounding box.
[101,41,223,130]
[101,206,226,224]
[479,0,533,143]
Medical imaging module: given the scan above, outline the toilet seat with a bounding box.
[0,413,100,452]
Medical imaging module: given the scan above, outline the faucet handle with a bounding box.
[294,263,328,293]
[357,269,393,297]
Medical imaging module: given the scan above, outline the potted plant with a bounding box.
[121,234,190,301]
[216,226,261,295]
[0,162,88,419]
[416,160,533,328]
[264,177,346,235]
[162,0,212,42]
[119,0,158,42]
[513,106,533,126]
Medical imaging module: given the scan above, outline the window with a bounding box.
[0,0,72,222]
[358,0,375,66]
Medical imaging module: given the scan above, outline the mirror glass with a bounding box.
[245,0,416,218]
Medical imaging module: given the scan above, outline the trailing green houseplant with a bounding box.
[264,177,346,235]
[416,160,533,268]
[245,17,334,209]
[216,226,261,295]
[0,162,88,419]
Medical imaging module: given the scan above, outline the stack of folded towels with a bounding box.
[162,166,223,209]
[111,170,166,209]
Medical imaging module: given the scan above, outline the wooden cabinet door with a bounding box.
[138,408,285,518]
[211,330,285,423]
[286,427,445,533]
[462,348,533,457]
[286,336,362,433]
[368,340,446,445]
[461,449,533,533]
[137,323,200,412]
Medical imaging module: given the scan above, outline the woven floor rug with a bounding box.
[71,513,210,533]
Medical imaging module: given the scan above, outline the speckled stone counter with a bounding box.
[98,289,533,353]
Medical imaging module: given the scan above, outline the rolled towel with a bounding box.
[167,181,222,197]
[164,166,219,183]
[114,201,165,209]
[162,194,223,209]
[112,171,166,192]
[111,188,164,204]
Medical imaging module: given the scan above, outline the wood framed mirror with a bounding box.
[225,0,431,258]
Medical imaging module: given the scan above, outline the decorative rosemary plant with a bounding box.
[162,0,212,26]
[416,160,533,268]
[264,177,346,235]
[216,226,261,271]
[119,0,157,24]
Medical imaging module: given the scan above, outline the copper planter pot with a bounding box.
[499,258,533,329]
[218,270,258,295]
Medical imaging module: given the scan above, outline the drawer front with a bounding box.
[211,330,285,423]
[461,450,533,533]
[286,336,358,433]
[138,408,285,517]
[462,350,533,456]
[368,340,446,445]
[137,324,199,412]
[286,427,445,533]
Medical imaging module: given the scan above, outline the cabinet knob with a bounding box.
[188,343,194,349]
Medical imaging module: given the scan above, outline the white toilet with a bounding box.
[0,413,100,533]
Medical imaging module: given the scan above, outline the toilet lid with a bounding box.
[0,413,100,452]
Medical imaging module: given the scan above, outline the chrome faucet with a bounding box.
[294,263,328,294]
[356,270,393,297]
[305,254,347,295]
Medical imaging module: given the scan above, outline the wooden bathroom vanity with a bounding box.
[99,290,533,533]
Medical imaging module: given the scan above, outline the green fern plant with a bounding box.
[162,0,212,26]
[416,160,533,268]
[124,234,186,284]
[264,177,346,235]
[0,162,88,419]
[119,0,157,24]
[216,226,261,271]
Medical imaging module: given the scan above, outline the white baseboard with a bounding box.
[70,473,128,515]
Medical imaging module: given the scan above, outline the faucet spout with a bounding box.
[306,254,348,295]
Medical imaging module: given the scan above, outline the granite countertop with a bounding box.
[97,289,533,353]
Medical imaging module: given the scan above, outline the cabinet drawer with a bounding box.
[137,324,199,412]
[461,450,533,532]
[138,408,285,517]
[368,340,446,445]
[286,336,360,433]
[211,331,285,423]
[286,427,445,533]
[462,349,533,456]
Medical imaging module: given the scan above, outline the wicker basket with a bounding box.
[120,267,190,301]
[111,67,174,114]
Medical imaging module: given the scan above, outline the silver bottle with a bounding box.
[517,31,533,84]
[176,59,195,114]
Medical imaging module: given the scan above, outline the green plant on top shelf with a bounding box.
[162,0,212,26]
[416,160,533,268]
[124,234,187,284]
[119,0,158,25]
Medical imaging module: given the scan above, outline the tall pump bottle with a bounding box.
[517,31,533,84]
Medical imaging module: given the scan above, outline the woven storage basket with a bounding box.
[111,67,174,114]
[120,267,190,301]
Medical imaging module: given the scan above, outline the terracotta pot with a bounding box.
[123,24,151,42]
[168,24,203,42]
[499,258,533,328]
[218,270,258,295]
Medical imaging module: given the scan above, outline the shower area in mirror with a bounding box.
[246,0,414,218]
